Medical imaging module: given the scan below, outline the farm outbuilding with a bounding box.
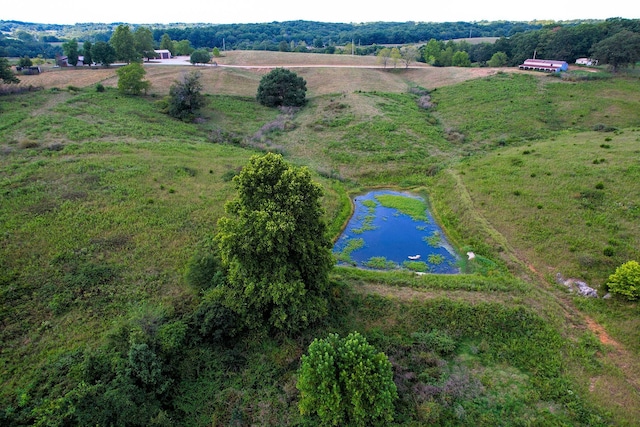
[154,50,172,59]
[519,59,568,73]
[576,58,598,66]
[57,55,85,67]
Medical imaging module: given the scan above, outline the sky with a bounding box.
[3,0,638,25]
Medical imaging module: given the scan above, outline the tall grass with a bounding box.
[2,64,640,425]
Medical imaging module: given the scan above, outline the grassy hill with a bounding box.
[1,52,640,425]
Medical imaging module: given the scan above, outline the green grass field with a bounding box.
[1,55,640,425]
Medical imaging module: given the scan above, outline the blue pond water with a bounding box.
[333,190,459,274]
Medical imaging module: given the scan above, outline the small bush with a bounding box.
[18,140,39,149]
[412,330,457,355]
[221,169,239,182]
[96,83,105,92]
[606,261,640,300]
[167,71,205,121]
[297,332,397,426]
[593,123,617,132]
[184,252,225,291]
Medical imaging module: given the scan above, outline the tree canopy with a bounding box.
[607,261,640,300]
[166,70,206,121]
[0,57,19,84]
[215,153,334,333]
[110,24,137,63]
[190,49,211,65]
[90,41,116,67]
[116,62,150,95]
[62,38,79,66]
[160,33,175,55]
[82,41,93,66]
[256,68,307,107]
[134,27,156,61]
[591,30,640,71]
[297,331,398,426]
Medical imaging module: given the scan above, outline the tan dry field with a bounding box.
[12,50,510,97]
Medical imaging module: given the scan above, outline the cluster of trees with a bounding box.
[0,30,62,58]
[152,20,544,52]
[3,18,639,71]
[61,24,157,67]
[57,25,215,68]
[483,18,640,67]
[411,18,640,69]
[214,153,396,423]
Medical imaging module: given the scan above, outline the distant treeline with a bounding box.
[1,18,639,66]
[447,18,640,66]
[149,20,543,50]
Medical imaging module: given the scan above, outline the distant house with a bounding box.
[519,59,568,73]
[576,58,598,66]
[57,55,85,67]
[154,49,172,60]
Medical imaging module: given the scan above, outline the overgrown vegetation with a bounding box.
[215,153,335,333]
[1,58,640,425]
[256,68,307,107]
[166,70,206,121]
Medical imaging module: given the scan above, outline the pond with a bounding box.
[333,190,460,273]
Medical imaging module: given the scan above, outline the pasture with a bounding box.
[1,51,640,425]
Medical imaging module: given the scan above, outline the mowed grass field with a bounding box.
[2,51,640,425]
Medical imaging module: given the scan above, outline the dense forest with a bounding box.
[2,18,637,61]
[2,18,640,66]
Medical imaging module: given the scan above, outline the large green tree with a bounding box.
[0,57,19,84]
[452,50,471,67]
[174,40,194,56]
[591,29,640,71]
[134,27,156,61]
[110,24,137,63]
[423,38,443,65]
[62,38,79,66]
[17,56,32,68]
[297,332,398,426]
[82,41,93,66]
[160,33,175,56]
[487,51,508,67]
[215,153,334,333]
[116,62,150,95]
[190,49,211,65]
[91,41,116,67]
[256,68,307,107]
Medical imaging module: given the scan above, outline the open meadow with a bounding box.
[1,51,640,425]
